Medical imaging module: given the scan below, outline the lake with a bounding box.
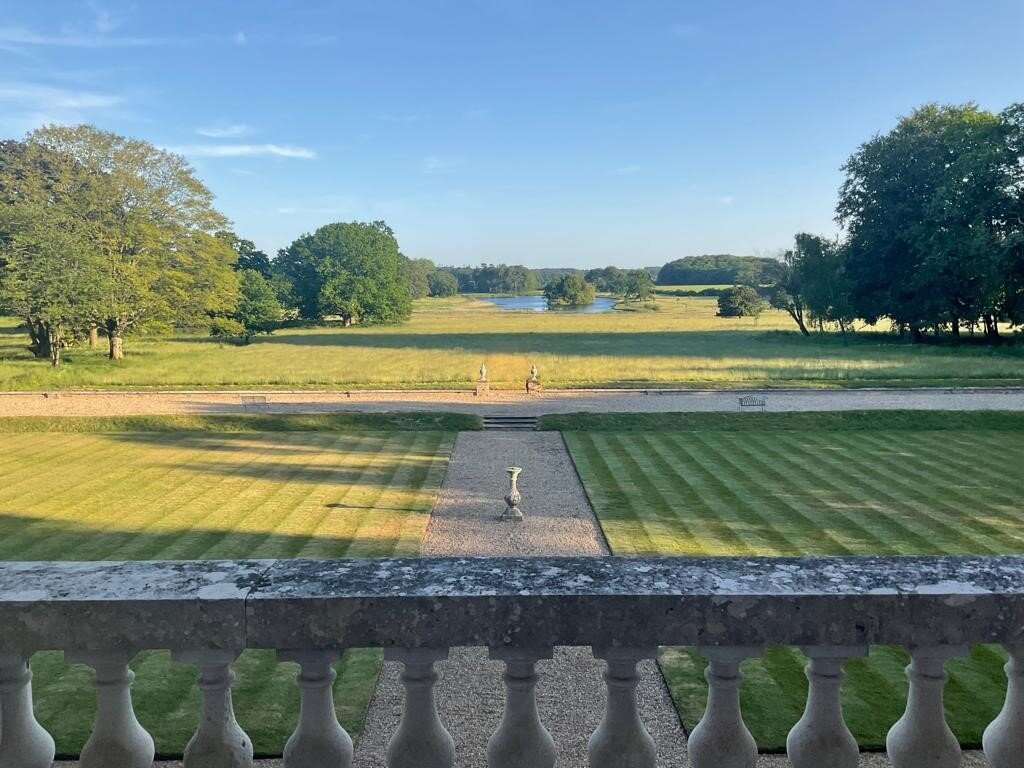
[483,295,617,313]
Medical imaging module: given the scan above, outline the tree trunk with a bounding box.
[47,325,61,367]
[28,318,52,359]
[983,314,1001,343]
[789,309,811,337]
[950,319,960,341]
[910,326,923,344]
[108,332,124,360]
[88,324,99,349]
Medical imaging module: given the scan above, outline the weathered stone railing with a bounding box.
[2,555,1024,767]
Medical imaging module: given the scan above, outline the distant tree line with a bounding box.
[656,255,782,286]
[438,264,540,294]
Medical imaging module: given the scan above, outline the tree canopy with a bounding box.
[277,220,411,325]
[0,127,238,361]
[544,273,596,306]
[717,285,766,318]
[657,255,781,286]
[837,102,1024,341]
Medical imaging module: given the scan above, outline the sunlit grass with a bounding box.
[563,412,1024,749]
[2,428,455,756]
[0,296,1021,389]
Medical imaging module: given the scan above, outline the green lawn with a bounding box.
[2,415,457,757]
[1,295,1023,389]
[560,411,1024,750]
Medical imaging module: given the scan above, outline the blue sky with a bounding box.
[1,1,1021,267]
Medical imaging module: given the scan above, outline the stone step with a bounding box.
[482,415,538,431]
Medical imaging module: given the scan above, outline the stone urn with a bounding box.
[502,466,523,522]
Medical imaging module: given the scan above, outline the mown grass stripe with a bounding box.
[849,431,1024,548]
[861,430,1024,514]
[818,432,1002,554]
[562,420,1024,750]
[760,434,949,554]
[0,428,456,756]
[608,433,703,553]
[573,432,659,555]
[628,433,737,554]
[660,432,799,555]
[685,433,854,555]
[716,433,882,554]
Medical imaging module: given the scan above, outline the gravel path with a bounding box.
[352,431,690,768]
[2,386,1024,417]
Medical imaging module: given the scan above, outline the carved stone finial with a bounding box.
[479,362,487,381]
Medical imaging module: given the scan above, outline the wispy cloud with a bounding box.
[0,83,122,110]
[0,82,125,136]
[611,164,642,175]
[233,31,247,45]
[420,155,463,174]
[716,195,735,205]
[168,143,316,159]
[230,168,257,176]
[0,26,157,48]
[196,123,253,138]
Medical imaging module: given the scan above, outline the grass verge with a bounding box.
[540,409,1024,432]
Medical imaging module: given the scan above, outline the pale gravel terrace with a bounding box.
[3,385,1024,418]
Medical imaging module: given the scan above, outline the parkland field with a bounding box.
[551,410,1024,750]
[0,413,468,756]
[1,296,1023,390]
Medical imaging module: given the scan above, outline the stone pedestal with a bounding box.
[525,379,542,395]
[475,380,489,396]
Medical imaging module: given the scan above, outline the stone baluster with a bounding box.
[786,646,867,768]
[983,644,1024,767]
[277,650,353,768]
[172,649,253,768]
[687,646,762,768]
[886,645,967,768]
[66,650,155,768]
[0,654,55,768]
[487,647,555,768]
[587,647,656,768]
[385,648,455,768]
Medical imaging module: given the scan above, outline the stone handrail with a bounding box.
[2,555,1024,767]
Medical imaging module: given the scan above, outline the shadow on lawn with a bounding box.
[167,328,974,358]
[0,510,415,561]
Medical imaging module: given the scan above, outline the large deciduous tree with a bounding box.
[277,220,412,325]
[837,103,1023,341]
[23,125,237,359]
[0,139,106,364]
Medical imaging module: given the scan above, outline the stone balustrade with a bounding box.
[2,555,1024,767]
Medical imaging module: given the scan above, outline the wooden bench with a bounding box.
[737,394,766,412]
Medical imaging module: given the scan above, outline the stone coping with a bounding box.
[2,556,1023,653]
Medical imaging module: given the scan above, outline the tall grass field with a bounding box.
[558,411,1024,750]
[0,296,1022,389]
